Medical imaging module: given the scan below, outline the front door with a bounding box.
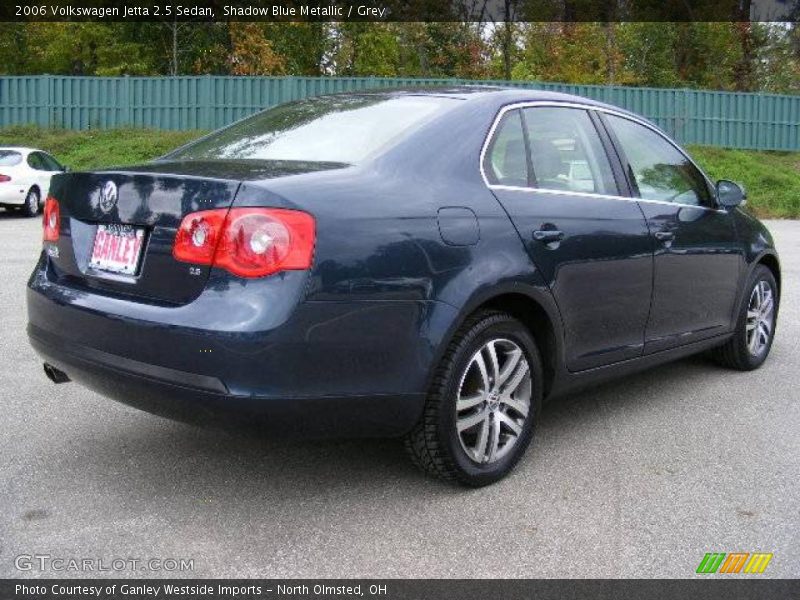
[484,105,653,371]
[600,113,743,354]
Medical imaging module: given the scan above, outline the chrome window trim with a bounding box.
[487,183,725,212]
[479,100,725,213]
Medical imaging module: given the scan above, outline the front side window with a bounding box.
[40,153,63,171]
[604,114,711,207]
[523,107,617,196]
[165,95,453,165]
[484,110,528,187]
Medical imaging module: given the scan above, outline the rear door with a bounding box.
[40,152,65,174]
[600,113,743,353]
[485,104,653,371]
[36,152,65,196]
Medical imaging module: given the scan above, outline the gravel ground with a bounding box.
[0,213,797,579]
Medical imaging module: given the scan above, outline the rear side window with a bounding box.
[522,107,617,196]
[604,114,712,207]
[166,95,453,165]
[0,151,22,166]
[483,110,528,187]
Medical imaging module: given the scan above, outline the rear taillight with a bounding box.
[0,174,10,183]
[173,208,315,278]
[43,196,60,242]
[173,209,227,265]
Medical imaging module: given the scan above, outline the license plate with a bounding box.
[90,224,145,275]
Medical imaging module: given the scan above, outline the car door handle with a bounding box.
[654,230,675,242]
[533,229,565,243]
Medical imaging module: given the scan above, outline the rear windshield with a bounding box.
[165,95,453,165]
[0,151,22,166]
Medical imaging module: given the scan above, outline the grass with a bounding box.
[0,126,204,172]
[0,126,797,218]
[688,145,800,219]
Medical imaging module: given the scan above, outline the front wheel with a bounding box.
[22,188,40,218]
[404,310,542,487]
[712,265,778,371]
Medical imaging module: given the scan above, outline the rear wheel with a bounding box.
[404,310,542,486]
[712,265,778,370]
[22,188,40,218]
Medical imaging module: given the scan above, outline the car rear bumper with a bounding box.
[28,325,422,437]
[0,186,27,205]
[26,255,453,437]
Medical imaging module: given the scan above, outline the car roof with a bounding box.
[349,85,649,125]
[0,147,38,154]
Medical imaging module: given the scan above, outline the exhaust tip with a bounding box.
[43,363,70,384]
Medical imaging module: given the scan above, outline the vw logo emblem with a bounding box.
[99,180,118,213]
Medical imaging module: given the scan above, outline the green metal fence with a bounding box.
[1,75,798,150]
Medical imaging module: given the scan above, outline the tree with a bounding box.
[511,23,634,85]
[617,23,682,87]
[0,24,30,74]
[265,22,330,75]
[332,23,402,76]
[0,20,796,94]
[229,23,286,75]
[756,23,800,93]
[23,23,152,75]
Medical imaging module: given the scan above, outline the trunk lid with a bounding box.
[46,160,346,305]
[47,164,242,305]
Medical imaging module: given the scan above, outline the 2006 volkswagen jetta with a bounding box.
[27,88,780,486]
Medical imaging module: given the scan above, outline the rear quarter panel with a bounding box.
[228,100,548,399]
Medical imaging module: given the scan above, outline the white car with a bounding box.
[0,147,66,217]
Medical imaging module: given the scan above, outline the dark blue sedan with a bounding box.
[27,88,780,486]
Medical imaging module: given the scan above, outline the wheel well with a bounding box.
[480,293,558,397]
[758,254,781,296]
[29,185,40,197]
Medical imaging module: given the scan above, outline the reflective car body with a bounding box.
[26,88,780,437]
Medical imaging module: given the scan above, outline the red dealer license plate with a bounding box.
[90,224,145,276]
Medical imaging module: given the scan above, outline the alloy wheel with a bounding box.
[455,338,532,464]
[746,280,774,357]
[27,191,38,214]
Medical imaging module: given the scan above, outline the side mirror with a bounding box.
[62,166,70,173]
[716,179,746,208]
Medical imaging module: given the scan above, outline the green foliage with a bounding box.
[0,126,795,218]
[25,23,154,75]
[507,22,779,91]
[0,127,204,170]
[511,23,624,84]
[333,23,402,76]
[266,23,330,75]
[616,23,682,87]
[0,21,798,93]
[328,23,486,78]
[0,24,31,74]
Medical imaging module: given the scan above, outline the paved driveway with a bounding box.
[1,214,797,578]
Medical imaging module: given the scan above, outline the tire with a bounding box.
[712,265,778,371]
[404,310,543,487]
[22,188,40,218]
